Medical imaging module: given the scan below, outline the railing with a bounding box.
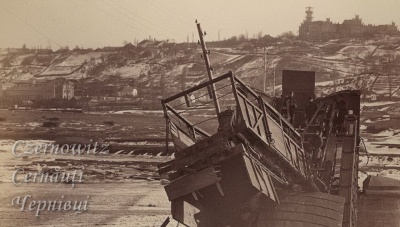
[232,76,307,176]
[162,71,308,177]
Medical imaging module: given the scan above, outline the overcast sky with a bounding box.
[1,0,400,49]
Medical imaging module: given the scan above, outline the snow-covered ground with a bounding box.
[112,110,164,115]
[360,155,400,181]
[107,63,151,79]
[338,45,376,59]
[362,129,400,154]
[322,53,348,60]
[39,52,108,76]
[0,139,178,226]
[316,80,334,86]
[372,48,400,57]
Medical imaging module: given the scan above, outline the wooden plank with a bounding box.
[170,122,195,152]
[172,141,227,171]
[165,167,220,201]
[172,197,202,227]
[260,102,273,143]
[157,159,176,175]
[258,192,345,227]
[266,115,288,159]
[263,168,278,202]
[184,94,191,107]
[161,141,245,175]
[171,131,231,168]
[242,154,279,203]
[158,158,175,168]
[166,104,211,139]
[243,154,262,190]
[162,71,232,103]
[290,140,300,170]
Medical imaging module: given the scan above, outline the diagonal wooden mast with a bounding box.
[196,21,221,117]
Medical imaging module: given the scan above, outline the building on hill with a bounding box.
[299,7,399,41]
[102,46,121,52]
[118,86,138,97]
[121,43,137,53]
[0,82,15,91]
[237,42,255,51]
[137,39,166,49]
[79,82,118,97]
[2,79,74,101]
[138,40,155,48]
[34,54,54,66]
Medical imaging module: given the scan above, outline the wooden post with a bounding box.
[273,66,276,96]
[196,21,221,117]
[264,47,267,93]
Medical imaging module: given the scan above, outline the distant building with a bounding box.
[0,82,15,90]
[299,7,399,41]
[76,97,93,109]
[137,39,165,49]
[137,40,154,48]
[77,82,118,97]
[118,86,138,97]
[62,80,74,99]
[237,42,254,50]
[34,54,54,66]
[3,79,74,101]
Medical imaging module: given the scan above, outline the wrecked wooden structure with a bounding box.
[158,69,361,227]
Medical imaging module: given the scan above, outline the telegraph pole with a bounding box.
[388,60,392,99]
[273,65,276,96]
[196,21,221,116]
[383,59,392,99]
[263,47,267,93]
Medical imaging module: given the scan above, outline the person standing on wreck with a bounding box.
[285,91,297,124]
[306,97,318,123]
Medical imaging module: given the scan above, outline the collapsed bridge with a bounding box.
[158,70,361,227]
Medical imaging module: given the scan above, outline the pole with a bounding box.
[196,22,220,117]
[263,47,267,93]
[273,66,276,96]
[388,60,392,99]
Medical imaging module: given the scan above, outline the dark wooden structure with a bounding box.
[158,70,361,227]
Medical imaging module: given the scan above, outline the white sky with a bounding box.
[1,0,400,49]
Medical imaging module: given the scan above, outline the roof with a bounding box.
[122,43,136,50]
[237,42,254,49]
[138,39,154,47]
[12,78,74,85]
[137,40,164,48]
[119,86,136,92]
[368,176,400,190]
[77,97,92,102]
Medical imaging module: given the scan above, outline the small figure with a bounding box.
[310,130,323,164]
[273,94,284,114]
[335,96,347,133]
[285,91,297,124]
[305,97,318,123]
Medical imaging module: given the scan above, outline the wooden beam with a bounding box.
[165,167,220,201]
[171,136,229,171]
[161,71,232,104]
[166,104,211,138]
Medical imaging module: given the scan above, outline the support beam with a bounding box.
[196,21,221,117]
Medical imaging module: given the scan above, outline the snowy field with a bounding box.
[0,139,178,226]
[359,100,400,182]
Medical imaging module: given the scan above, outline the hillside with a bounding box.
[1,36,400,102]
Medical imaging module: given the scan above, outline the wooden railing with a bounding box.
[162,71,308,177]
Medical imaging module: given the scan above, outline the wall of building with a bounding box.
[299,12,399,41]
[357,190,400,227]
[3,80,74,101]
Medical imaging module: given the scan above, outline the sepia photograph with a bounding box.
[1,0,400,226]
